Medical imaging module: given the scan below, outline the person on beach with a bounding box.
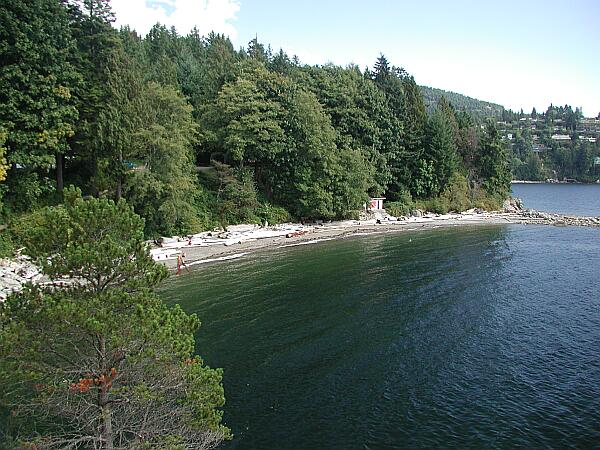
[177,253,190,275]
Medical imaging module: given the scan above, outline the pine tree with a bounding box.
[0,188,230,448]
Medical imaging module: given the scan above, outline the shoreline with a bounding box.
[159,211,600,272]
[2,209,599,299]
[511,180,600,184]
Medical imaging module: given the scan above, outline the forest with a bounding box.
[0,0,512,241]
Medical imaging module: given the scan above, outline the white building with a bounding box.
[367,197,385,210]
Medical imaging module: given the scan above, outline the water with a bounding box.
[512,183,600,216]
[161,223,600,449]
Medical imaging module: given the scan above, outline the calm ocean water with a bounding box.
[161,185,600,449]
[512,183,600,216]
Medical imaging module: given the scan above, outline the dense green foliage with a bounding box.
[0,0,79,210]
[0,0,512,236]
[0,188,230,448]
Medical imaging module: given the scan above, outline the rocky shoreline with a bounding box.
[151,199,599,271]
[513,210,600,227]
[1,201,599,299]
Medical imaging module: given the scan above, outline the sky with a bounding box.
[111,0,600,117]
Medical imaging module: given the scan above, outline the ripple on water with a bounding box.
[160,225,600,449]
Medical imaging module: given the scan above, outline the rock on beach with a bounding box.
[0,255,43,301]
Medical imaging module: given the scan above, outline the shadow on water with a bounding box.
[160,225,600,449]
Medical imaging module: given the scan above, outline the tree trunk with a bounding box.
[92,153,99,197]
[56,153,64,193]
[98,337,114,450]
[101,402,114,450]
[115,176,122,201]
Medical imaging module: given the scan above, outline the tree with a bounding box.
[400,75,428,195]
[274,87,370,218]
[66,0,120,196]
[371,54,391,85]
[300,64,401,196]
[144,24,181,87]
[437,96,459,133]
[124,82,200,237]
[477,120,511,198]
[0,188,230,449]
[202,63,371,219]
[0,129,8,212]
[0,0,79,208]
[201,65,286,168]
[247,36,268,63]
[269,49,293,75]
[420,108,459,197]
[97,44,144,200]
[0,129,8,183]
[209,161,259,225]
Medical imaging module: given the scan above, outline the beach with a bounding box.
[158,209,598,270]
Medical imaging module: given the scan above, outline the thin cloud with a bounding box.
[112,0,240,38]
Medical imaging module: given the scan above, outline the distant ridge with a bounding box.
[420,85,504,120]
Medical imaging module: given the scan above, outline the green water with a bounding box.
[160,225,600,449]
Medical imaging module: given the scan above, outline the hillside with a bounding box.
[420,85,504,121]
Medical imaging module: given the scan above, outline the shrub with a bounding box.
[415,197,450,214]
[385,190,415,217]
[440,174,471,212]
[0,230,13,257]
[255,203,293,225]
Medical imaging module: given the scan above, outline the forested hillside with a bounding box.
[420,86,504,120]
[500,106,600,182]
[0,0,512,241]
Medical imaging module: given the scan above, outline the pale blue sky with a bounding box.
[112,0,600,116]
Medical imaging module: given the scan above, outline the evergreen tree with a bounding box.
[0,188,230,448]
[372,53,391,84]
[478,120,511,198]
[124,82,199,236]
[420,108,459,197]
[97,47,143,200]
[66,0,121,196]
[437,96,460,146]
[247,36,268,63]
[0,0,79,208]
[144,24,181,87]
[401,75,428,195]
[270,49,293,75]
